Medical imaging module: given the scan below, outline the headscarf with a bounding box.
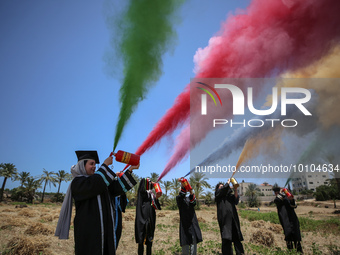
[55,159,89,239]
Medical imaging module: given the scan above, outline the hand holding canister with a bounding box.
[153,182,162,199]
[179,177,192,191]
[110,150,140,166]
[282,188,294,198]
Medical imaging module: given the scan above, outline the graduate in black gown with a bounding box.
[215,179,244,255]
[55,150,139,255]
[273,187,303,253]
[135,178,162,255]
[176,179,202,255]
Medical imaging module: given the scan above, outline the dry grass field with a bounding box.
[0,200,339,255]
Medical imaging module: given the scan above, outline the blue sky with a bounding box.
[0,0,295,194]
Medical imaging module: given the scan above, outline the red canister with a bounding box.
[282,188,293,198]
[113,150,140,165]
[180,177,192,191]
[153,183,162,197]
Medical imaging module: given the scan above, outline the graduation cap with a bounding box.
[75,151,100,164]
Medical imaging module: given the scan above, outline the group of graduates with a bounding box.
[55,151,303,255]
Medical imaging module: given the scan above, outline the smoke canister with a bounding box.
[230,177,239,189]
[282,188,293,198]
[180,177,192,191]
[113,150,140,165]
[153,183,162,197]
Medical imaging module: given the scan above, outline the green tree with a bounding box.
[170,178,180,198]
[314,178,339,208]
[16,171,30,188]
[202,191,214,207]
[0,163,18,202]
[245,183,261,207]
[55,170,72,202]
[162,181,171,199]
[189,172,211,207]
[326,155,340,198]
[23,176,41,203]
[14,171,31,201]
[150,172,160,183]
[39,169,57,203]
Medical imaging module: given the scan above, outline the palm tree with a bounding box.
[55,170,72,202]
[170,178,180,198]
[189,172,211,207]
[14,171,31,201]
[16,171,30,187]
[160,180,172,206]
[202,191,214,207]
[0,163,18,202]
[23,177,41,203]
[162,181,172,199]
[39,169,57,203]
[150,172,160,183]
[245,183,261,207]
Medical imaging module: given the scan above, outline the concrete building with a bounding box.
[291,171,330,192]
[258,182,274,196]
[237,180,274,196]
[237,180,253,196]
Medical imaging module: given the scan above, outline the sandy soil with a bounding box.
[0,201,339,255]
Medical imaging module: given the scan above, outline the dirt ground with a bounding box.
[0,200,339,255]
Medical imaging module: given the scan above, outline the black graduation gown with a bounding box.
[274,195,301,241]
[71,164,136,255]
[215,184,243,241]
[135,178,161,245]
[176,190,203,246]
[114,193,128,249]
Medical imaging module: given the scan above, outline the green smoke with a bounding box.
[106,0,184,150]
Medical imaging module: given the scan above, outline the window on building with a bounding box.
[309,182,313,184]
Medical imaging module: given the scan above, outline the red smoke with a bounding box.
[139,0,340,180]
[135,86,190,156]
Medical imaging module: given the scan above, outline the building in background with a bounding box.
[237,180,274,196]
[291,172,330,192]
[258,182,274,196]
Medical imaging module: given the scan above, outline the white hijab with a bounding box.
[55,159,89,239]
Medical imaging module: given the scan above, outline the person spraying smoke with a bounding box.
[273,186,303,253]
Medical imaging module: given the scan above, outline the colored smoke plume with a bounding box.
[140,0,340,180]
[189,46,340,179]
[248,46,340,180]
[184,91,319,177]
[279,46,340,129]
[234,131,283,176]
[158,125,190,181]
[105,0,184,150]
